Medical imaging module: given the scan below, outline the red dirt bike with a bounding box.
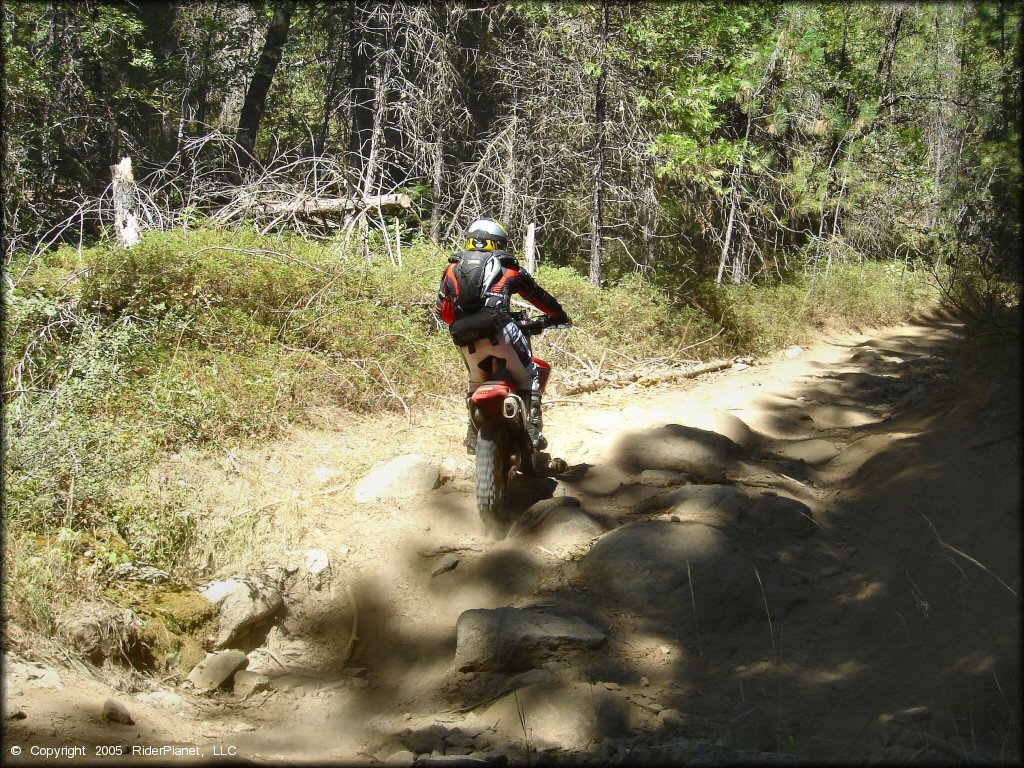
[468,313,569,532]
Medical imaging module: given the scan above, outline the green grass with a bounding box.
[709,260,934,356]
[2,226,937,635]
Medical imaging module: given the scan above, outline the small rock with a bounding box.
[784,345,803,359]
[268,673,311,692]
[445,746,475,756]
[103,698,134,725]
[894,706,931,725]
[233,670,271,698]
[440,457,474,481]
[354,454,440,503]
[232,722,256,732]
[445,734,476,749]
[819,566,842,577]
[431,554,460,577]
[402,728,444,755]
[186,650,248,693]
[603,682,621,691]
[305,549,330,579]
[647,702,664,713]
[384,749,416,765]
[659,646,671,655]
[639,677,650,687]
[453,608,606,673]
[658,708,686,729]
[4,700,26,720]
[27,667,64,690]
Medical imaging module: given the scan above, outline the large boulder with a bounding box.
[681,411,761,451]
[640,485,817,538]
[483,677,629,750]
[508,497,605,555]
[354,454,441,503]
[200,577,283,649]
[581,521,762,633]
[453,608,607,673]
[612,424,744,478]
[640,484,746,527]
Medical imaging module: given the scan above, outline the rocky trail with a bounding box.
[3,311,1020,765]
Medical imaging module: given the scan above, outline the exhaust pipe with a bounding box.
[502,395,522,421]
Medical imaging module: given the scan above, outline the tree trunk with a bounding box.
[349,0,374,190]
[430,130,444,237]
[317,6,345,155]
[997,0,1010,135]
[231,0,297,182]
[589,0,608,287]
[716,194,738,285]
[524,222,537,272]
[934,6,944,192]
[876,7,904,118]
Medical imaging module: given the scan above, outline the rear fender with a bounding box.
[471,381,513,419]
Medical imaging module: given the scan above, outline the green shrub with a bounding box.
[713,260,932,355]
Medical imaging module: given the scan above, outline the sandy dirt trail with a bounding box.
[3,312,1020,764]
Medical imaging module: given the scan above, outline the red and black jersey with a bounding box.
[433,250,566,326]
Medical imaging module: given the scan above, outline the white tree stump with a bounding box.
[524,221,537,272]
[111,157,141,248]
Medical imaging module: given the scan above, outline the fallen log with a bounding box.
[559,358,739,397]
[258,193,411,217]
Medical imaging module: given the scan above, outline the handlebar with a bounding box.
[517,313,571,336]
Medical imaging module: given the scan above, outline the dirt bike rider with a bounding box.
[434,217,571,454]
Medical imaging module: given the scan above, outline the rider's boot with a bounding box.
[463,396,477,454]
[526,391,548,451]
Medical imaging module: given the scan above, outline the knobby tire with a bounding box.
[476,419,508,533]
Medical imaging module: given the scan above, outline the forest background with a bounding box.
[2,1,1021,633]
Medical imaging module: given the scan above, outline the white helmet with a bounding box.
[465,218,509,251]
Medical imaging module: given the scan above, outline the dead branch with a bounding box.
[559,358,738,396]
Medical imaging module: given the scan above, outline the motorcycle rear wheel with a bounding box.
[476,420,510,533]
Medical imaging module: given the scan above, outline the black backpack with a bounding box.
[451,250,498,312]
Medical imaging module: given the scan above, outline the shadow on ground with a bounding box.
[182,315,1020,764]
